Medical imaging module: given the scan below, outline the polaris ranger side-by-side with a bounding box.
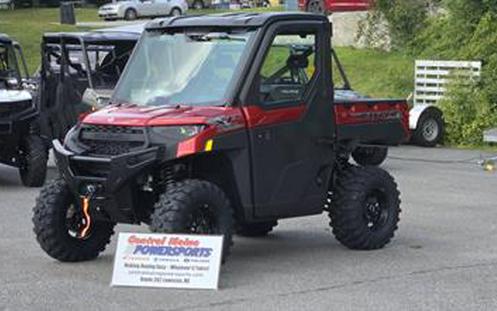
[33,13,406,262]
[0,34,45,187]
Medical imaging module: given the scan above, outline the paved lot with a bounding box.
[1,146,496,311]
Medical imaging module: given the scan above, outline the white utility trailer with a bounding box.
[409,60,482,146]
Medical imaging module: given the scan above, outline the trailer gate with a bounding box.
[414,60,482,106]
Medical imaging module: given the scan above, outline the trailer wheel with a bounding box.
[19,135,48,187]
[412,109,444,147]
[306,0,325,14]
[32,178,116,262]
[352,146,388,167]
[150,179,234,261]
[236,221,277,237]
[330,166,401,250]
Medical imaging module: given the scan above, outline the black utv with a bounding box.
[38,26,141,147]
[0,34,46,187]
[0,27,141,187]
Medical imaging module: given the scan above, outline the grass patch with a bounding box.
[334,47,414,99]
[0,8,97,71]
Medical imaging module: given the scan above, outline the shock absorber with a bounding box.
[163,164,175,188]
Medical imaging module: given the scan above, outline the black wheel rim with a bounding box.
[363,190,389,231]
[66,204,91,240]
[189,204,217,234]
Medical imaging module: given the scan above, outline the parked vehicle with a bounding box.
[0,0,14,9]
[0,34,44,187]
[299,0,370,14]
[38,25,142,147]
[33,13,406,263]
[98,0,188,21]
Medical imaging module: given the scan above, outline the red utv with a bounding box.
[300,0,371,14]
[33,13,405,263]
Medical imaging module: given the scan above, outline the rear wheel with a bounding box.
[330,166,401,250]
[32,179,116,262]
[192,0,204,9]
[124,8,137,20]
[170,7,182,16]
[149,179,234,261]
[236,221,277,237]
[412,109,444,147]
[19,135,48,187]
[352,146,388,167]
[306,0,325,14]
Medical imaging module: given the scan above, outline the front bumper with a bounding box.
[53,139,159,223]
[98,12,119,18]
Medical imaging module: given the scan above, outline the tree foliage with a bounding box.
[362,0,497,145]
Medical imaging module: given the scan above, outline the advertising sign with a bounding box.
[111,232,224,290]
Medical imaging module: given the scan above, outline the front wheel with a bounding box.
[352,146,388,167]
[32,179,116,262]
[124,8,137,20]
[170,7,182,16]
[149,180,234,261]
[330,166,401,250]
[19,135,48,187]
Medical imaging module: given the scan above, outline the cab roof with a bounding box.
[43,23,144,45]
[146,12,329,30]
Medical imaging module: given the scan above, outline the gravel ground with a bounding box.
[1,146,497,311]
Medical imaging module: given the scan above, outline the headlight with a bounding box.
[149,125,205,144]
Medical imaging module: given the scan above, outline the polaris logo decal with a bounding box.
[349,110,402,122]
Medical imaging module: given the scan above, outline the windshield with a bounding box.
[0,44,20,82]
[44,41,135,90]
[112,30,254,107]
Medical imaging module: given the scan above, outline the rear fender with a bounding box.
[409,104,442,130]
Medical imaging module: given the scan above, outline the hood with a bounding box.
[82,105,244,127]
[0,89,32,103]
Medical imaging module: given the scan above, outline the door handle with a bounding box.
[256,130,271,141]
[317,137,335,145]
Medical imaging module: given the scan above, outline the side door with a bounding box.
[155,0,171,16]
[243,21,336,219]
[136,0,153,17]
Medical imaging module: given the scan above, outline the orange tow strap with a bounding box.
[80,196,92,238]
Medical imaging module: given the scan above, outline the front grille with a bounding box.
[79,125,146,156]
[70,159,110,178]
[0,100,32,118]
